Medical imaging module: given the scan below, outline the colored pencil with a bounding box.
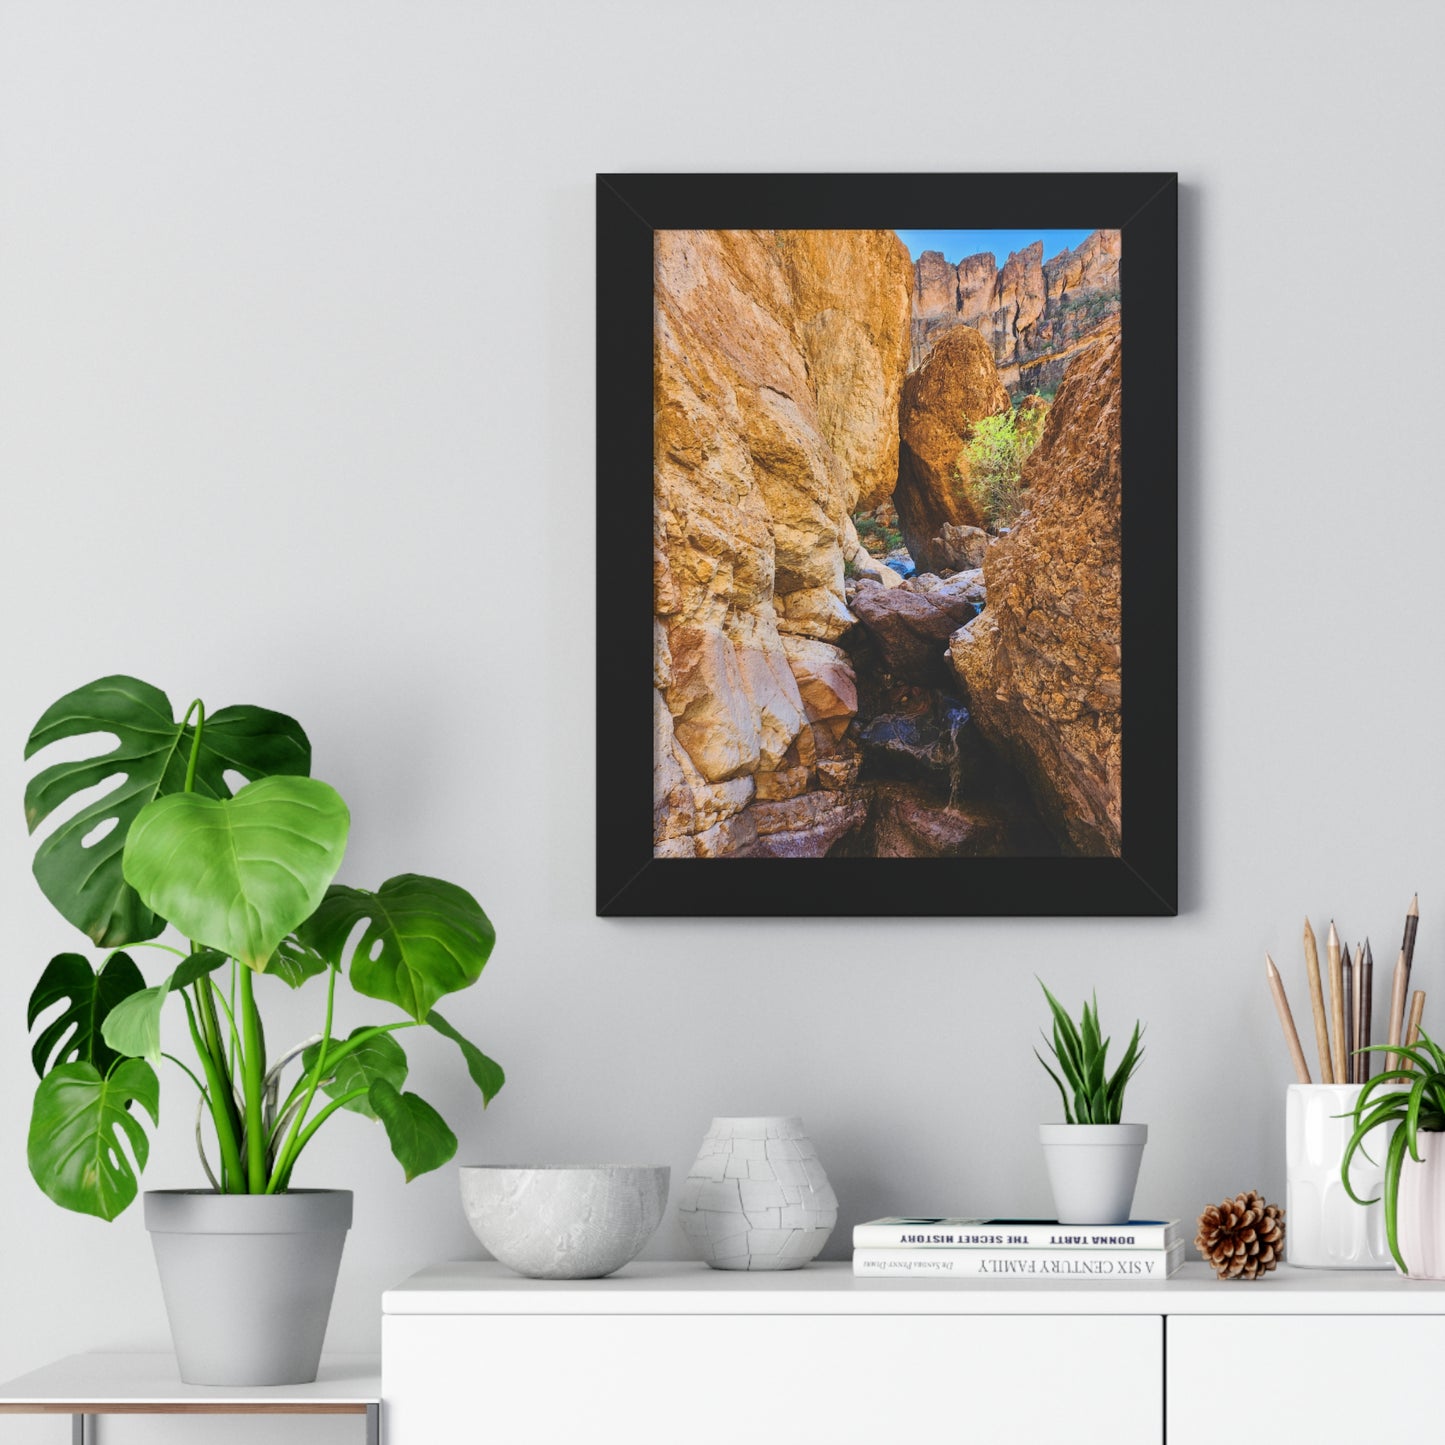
[1359,939,1374,1083]
[1341,944,1354,1085]
[1401,894,1420,1022]
[1402,990,1427,1072]
[1303,918,1333,1083]
[1266,953,1311,1084]
[1387,948,1408,1074]
[1328,922,1347,1084]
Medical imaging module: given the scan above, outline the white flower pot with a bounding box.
[1039,1123,1146,1224]
[1396,1128,1445,1279]
[1285,1083,1394,1269]
[145,1189,351,1385]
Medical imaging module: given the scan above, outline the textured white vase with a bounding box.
[1395,1129,1445,1279]
[1285,1083,1393,1269]
[677,1117,837,1270]
[1039,1123,1146,1224]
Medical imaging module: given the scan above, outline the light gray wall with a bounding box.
[2,1,1441,1438]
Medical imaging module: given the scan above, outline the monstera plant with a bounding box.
[23,675,503,1220]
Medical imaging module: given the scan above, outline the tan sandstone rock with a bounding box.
[947,331,1123,856]
[895,326,1009,568]
[653,228,912,853]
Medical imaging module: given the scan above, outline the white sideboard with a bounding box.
[383,1261,1445,1444]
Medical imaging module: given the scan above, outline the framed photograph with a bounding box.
[598,173,1176,917]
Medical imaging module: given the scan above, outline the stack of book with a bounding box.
[852,1217,1186,1279]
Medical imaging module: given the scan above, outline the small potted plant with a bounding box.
[1342,1031,1445,1277]
[23,676,505,1384]
[1034,982,1146,1224]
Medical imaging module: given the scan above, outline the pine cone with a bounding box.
[1195,1190,1285,1280]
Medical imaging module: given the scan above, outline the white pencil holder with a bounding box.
[1285,1083,1394,1269]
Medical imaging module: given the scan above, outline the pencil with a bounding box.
[1402,894,1420,1015]
[1266,953,1311,1084]
[1304,918,1333,1083]
[1360,939,1374,1083]
[1401,990,1427,1073]
[1342,943,1354,1085]
[1328,920,1347,1084]
[1387,948,1408,1074]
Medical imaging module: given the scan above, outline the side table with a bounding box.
[0,1352,380,1443]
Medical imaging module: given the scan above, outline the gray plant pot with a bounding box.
[144,1189,352,1385]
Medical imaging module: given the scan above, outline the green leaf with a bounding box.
[97,951,228,1066]
[24,676,310,948]
[368,1078,457,1181]
[302,874,495,1023]
[1034,1047,1074,1124]
[170,949,229,992]
[267,934,332,989]
[302,1028,408,1120]
[100,982,170,1066]
[27,951,145,1078]
[27,1059,159,1220]
[427,1010,505,1105]
[122,776,350,970]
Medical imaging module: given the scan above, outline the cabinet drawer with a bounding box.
[385,1313,1161,1444]
[1168,1316,1445,1443]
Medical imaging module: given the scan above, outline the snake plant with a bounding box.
[1034,980,1145,1125]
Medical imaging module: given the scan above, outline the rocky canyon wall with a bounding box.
[653,229,914,857]
[911,229,1121,395]
[946,331,1123,855]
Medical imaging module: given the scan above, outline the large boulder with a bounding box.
[894,326,1009,570]
[947,332,1123,856]
[653,228,912,854]
[852,580,981,686]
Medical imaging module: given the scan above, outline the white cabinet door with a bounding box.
[385,1313,1161,1444]
[1169,1316,1445,1443]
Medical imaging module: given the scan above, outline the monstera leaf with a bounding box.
[123,777,350,970]
[368,1078,457,1181]
[302,1028,409,1120]
[427,1010,504,1105]
[267,933,333,989]
[27,951,146,1078]
[25,676,310,947]
[100,951,228,1065]
[28,1059,159,1220]
[300,875,495,1023]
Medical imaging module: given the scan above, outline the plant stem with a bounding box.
[194,979,242,1161]
[272,1087,371,1192]
[161,1052,210,1100]
[267,963,339,1192]
[181,699,206,792]
[180,989,244,1191]
[237,966,268,1191]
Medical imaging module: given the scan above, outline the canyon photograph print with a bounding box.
[653,225,1123,862]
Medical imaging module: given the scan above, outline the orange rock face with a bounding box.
[653,229,913,856]
[911,229,1121,394]
[894,326,1010,567]
[947,333,1123,856]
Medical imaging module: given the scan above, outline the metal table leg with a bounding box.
[366,1402,380,1445]
[72,1413,89,1445]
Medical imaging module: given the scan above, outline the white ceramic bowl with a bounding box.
[459,1165,670,1279]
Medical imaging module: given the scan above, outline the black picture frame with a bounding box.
[598,172,1177,918]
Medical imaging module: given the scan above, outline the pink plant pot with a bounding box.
[1395,1129,1445,1279]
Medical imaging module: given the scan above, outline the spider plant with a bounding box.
[1341,1030,1445,1274]
[1034,981,1145,1125]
